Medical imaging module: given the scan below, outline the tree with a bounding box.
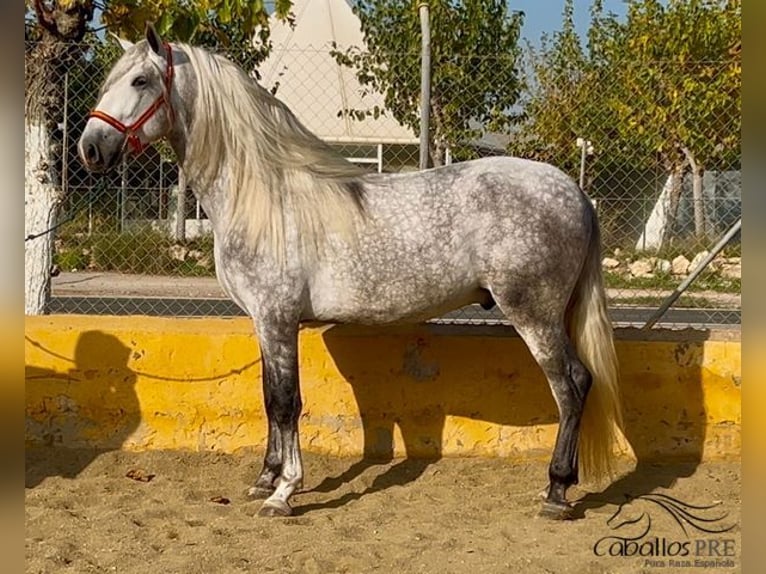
[100,0,295,70]
[24,0,294,314]
[510,0,740,246]
[508,0,607,174]
[597,0,741,241]
[333,0,525,167]
[25,0,94,315]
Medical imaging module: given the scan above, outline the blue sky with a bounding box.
[92,1,634,44]
[511,0,630,45]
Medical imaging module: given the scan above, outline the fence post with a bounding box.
[174,167,187,242]
[418,2,431,171]
[576,137,593,189]
[61,72,69,199]
[120,154,128,234]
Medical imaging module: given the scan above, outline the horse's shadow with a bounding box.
[300,324,708,517]
[25,330,140,488]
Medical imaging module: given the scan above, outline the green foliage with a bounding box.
[55,229,216,276]
[333,0,525,166]
[54,243,91,271]
[607,294,734,308]
[103,0,289,43]
[27,1,295,73]
[92,231,190,275]
[604,268,739,294]
[595,0,740,171]
[100,0,295,74]
[511,0,741,175]
[509,0,598,173]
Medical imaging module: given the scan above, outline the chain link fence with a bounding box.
[29,39,740,328]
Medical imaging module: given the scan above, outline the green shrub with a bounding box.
[54,248,90,271]
[64,229,219,276]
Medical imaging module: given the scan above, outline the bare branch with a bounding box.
[32,0,58,34]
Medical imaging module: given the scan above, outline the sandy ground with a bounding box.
[26,449,741,574]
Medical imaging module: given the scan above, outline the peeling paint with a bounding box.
[401,337,440,382]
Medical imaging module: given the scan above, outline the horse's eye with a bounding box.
[132,76,148,88]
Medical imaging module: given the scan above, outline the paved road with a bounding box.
[48,272,740,329]
[48,295,740,329]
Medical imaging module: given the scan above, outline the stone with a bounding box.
[169,244,188,262]
[628,259,654,278]
[655,258,672,274]
[196,255,212,269]
[671,255,690,275]
[602,257,620,269]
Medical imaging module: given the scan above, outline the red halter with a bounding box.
[88,42,175,156]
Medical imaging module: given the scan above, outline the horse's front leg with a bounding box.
[247,366,283,499]
[253,321,304,517]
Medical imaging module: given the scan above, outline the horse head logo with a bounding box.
[607,493,735,538]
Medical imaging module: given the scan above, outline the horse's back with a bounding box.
[364,155,587,220]
[361,155,593,263]
[303,156,593,324]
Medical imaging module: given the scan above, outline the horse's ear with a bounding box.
[109,32,134,52]
[145,21,165,57]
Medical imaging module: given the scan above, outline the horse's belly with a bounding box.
[304,274,488,325]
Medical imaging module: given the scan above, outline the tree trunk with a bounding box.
[636,162,686,252]
[666,162,685,239]
[25,38,69,314]
[681,146,707,240]
[25,2,91,314]
[692,168,706,239]
[430,141,447,168]
[25,119,61,314]
[428,97,445,167]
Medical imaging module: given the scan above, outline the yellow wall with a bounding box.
[25,316,740,463]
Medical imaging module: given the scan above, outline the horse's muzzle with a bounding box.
[78,127,125,173]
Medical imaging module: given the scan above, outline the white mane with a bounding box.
[179,44,367,262]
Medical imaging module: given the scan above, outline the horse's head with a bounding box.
[78,23,176,172]
[606,496,647,531]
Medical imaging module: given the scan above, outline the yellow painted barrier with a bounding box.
[25,316,740,462]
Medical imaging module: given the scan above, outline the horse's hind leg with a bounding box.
[538,339,592,519]
[494,301,591,519]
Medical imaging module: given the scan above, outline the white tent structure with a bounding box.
[258,0,419,172]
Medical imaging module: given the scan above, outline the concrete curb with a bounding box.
[25,316,740,463]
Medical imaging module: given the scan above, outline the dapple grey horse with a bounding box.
[79,23,623,520]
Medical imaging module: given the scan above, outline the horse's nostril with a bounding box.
[86,142,100,164]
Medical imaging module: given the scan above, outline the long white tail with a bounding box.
[568,210,624,485]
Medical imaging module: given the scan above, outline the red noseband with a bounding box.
[88,42,175,156]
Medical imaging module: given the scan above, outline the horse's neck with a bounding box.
[181,167,232,238]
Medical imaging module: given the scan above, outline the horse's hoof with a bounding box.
[258,500,293,517]
[247,485,275,500]
[539,500,575,520]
